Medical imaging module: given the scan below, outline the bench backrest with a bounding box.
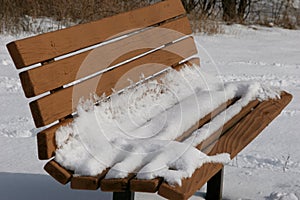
[7,0,199,129]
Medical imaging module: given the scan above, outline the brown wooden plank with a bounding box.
[44,159,73,185]
[30,37,197,127]
[71,169,108,190]
[20,17,192,98]
[212,92,292,159]
[159,163,223,200]
[37,118,73,159]
[175,98,239,142]
[101,174,136,192]
[7,0,185,69]
[158,92,292,200]
[130,178,163,193]
[197,99,260,152]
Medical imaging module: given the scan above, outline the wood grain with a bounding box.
[130,178,163,193]
[158,92,292,200]
[7,0,185,69]
[197,100,260,152]
[44,159,72,185]
[71,169,108,190]
[101,174,136,192]
[213,92,292,159]
[30,37,197,127]
[20,17,192,98]
[159,163,223,200]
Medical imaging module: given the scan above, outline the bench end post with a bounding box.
[206,167,224,200]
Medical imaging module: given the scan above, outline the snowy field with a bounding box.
[0,25,299,200]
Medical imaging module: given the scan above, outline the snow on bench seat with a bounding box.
[48,65,290,196]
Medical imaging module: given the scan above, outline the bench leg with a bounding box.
[206,167,224,200]
[113,191,134,200]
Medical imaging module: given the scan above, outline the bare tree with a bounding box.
[222,0,237,22]
[222,0,252,22]
[181,0,200,13]
[198,0,218,18]
[237,0,247,21]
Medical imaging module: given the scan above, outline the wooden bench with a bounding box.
[6,0,292,199]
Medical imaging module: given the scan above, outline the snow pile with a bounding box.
[55,64,281,186]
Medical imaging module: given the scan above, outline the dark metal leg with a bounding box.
[206,167,224,200]
[113,191,134,200]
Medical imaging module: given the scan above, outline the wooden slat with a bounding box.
[44,159,72,185]
[30,37,198,127]
[36,58,200,161]
[197,100,260,152]
[159,163,223,200]
[101,174,136,192]
[71,169,108,190]
[212,92,292,159]
[7,0,185,69]
[175,98,238,142]
[158,92,292,200]
[37,118,73,159]
[130,178,163,193]
[20,17,192,98]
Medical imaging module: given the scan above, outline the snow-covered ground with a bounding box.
[0,25,299,200]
